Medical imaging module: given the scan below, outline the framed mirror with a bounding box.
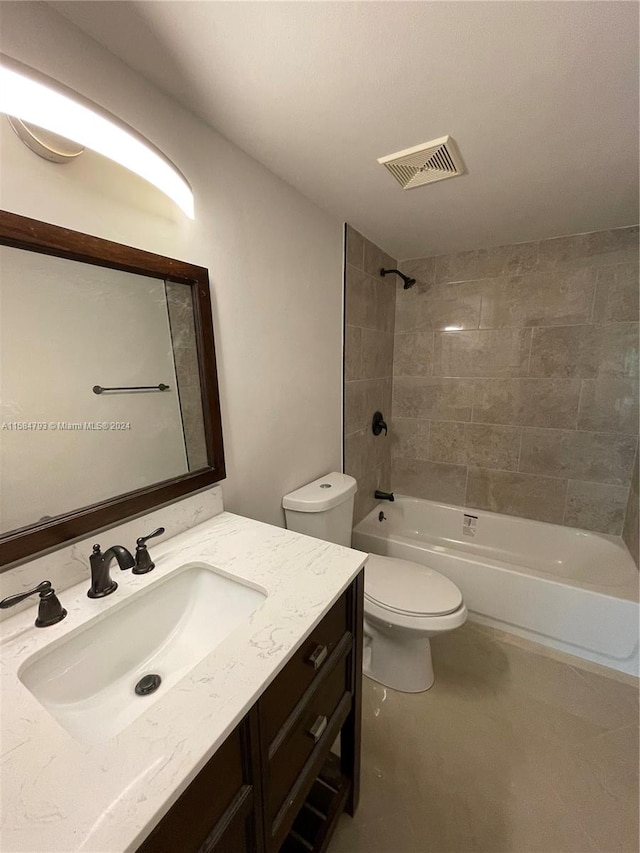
[0,210,225,567]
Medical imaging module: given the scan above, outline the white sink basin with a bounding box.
[18,563,267,744]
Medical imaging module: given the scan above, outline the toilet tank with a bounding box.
[282,472,357,547]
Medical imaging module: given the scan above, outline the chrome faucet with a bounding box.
[87,544,135,598]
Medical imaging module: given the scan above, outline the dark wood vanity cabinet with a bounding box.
[137,571,363,853]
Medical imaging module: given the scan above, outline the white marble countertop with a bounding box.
[0,512,367,853]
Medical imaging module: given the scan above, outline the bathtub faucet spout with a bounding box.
[375,490,395,502]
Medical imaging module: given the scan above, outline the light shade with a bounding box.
[0,54,194,218]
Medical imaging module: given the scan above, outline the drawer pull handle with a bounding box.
[308,715,328,744]
[307,644,328,670]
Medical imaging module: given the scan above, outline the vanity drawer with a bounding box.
[266,659,348,828]
[260,591,349,746]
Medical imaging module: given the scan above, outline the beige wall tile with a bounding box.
[423,280,483,331]
[346,431,369,482]
[434,245,509,283]
[505,241,540,276]
[345,428,389,484]
[393,377,474,421]
[430,421,521,470]
[393,277,433,333]
[592,262,640,323]
[392,457,467,503]
[363,235,395,279]
[520,428,637,485]
[345,264,370,328]
[344,381,363,437]
[428,420,467,465]
[398,257,436,286]
[395,279,483,333]
[433,328,531,377]
[536,226,639,270]
[345,230,397,520]
[386,225,639,533]
[353,461,391,525]
[346,328,394,381]
[466,467,568,523]
[346,225,364,270]
[466,423,522,471]
[480,268,597,329]
[345,325,362,381]
[564,480,629,535]
[393,331,433,376]
[577,377,639,434]
[344,431,364,481]
[598,322,639,378]
[429,242,539,285]
[529,323,638,380]
[529,325,599,378]
[585,226,639,262]
[473,378,581,429]
[345,378,392,437]
[346,265,396,332]
[391,417,430,460]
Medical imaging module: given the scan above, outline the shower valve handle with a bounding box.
[372,411,388,436]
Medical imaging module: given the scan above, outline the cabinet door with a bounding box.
[137,710,263,853]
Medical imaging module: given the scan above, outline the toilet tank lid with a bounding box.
[282,472,357,512]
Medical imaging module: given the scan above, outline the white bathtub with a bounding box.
[352,496,640,676]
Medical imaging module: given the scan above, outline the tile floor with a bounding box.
[330,623,639,853]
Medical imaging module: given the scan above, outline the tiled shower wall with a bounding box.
[344,226,396,523]
[391,226,639,540]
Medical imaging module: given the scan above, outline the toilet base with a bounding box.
[363,620,435,693]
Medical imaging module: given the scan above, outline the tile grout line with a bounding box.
[390,453,632,488]
[588,267,600,323]
[390,415,637,437]
[526,326,534,375]
[575,379,584,430]
[463,461,470,506]
[516,427,524,473]
[561,470,571,524]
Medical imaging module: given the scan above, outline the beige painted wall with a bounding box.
[392,227,639,538]
[0,2,343,534]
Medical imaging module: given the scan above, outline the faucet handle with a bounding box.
[136,527,165,547]
[0,580,67,627]
[134,527,165,575]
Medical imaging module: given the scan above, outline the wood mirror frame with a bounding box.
[0,210,225,568]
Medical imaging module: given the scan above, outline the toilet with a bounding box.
[283,472,467,693]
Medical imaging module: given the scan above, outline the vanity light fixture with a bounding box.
[0,54,195,218]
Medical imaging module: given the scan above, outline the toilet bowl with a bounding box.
[362,554,467,692]
[282,472,467,693]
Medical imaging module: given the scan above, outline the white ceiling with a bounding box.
[51,1,639,259]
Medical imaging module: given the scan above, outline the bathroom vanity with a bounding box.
[138,576,362,853]
[0,512,366,852]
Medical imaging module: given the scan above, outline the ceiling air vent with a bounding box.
[378,135,465,189]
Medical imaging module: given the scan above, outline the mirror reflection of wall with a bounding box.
[0,247,206,535]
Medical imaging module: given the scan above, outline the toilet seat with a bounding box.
[364,554,463,617]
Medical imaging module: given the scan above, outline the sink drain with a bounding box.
[135,673,162,696]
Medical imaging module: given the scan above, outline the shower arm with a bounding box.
[379,268,416,289]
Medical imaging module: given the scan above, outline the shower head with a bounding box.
[380,268,416,289]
